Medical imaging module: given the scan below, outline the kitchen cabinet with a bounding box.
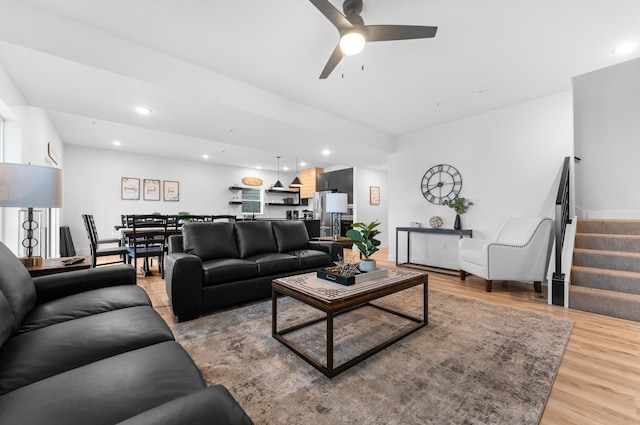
[300,167,323,199]
[317,168,353,203]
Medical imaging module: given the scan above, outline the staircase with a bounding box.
[569,219,640,322]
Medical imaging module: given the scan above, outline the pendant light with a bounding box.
[273,156,284,188]
[290,157,303,188]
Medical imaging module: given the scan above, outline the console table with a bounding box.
[395,227,473,272]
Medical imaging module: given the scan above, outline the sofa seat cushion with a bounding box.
[288,249,332,269]
[0,306,174,396]
[247,253,299,276]
[183,222,239,260]
[17,285,151,334]
[203,258,258,286]
[0,341,206,425]
[235,221,278,258]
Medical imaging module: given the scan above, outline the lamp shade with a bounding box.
[326,192,348,213]
[0,163,62,208]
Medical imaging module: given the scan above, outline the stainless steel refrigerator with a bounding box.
[312,190,334,237]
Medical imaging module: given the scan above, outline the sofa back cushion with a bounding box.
[235,221,278,258]
[182,222,239,261]
[0,242,36,330]
[272,221,310,253]
[0,291,15,346]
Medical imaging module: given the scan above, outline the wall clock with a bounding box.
[421,164,462,205]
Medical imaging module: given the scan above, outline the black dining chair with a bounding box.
[124,214,168,278]
[81,214,128,267]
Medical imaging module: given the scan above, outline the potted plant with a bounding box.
[177,211,191,224]
[346,220,382,272]
[442,194,473,230]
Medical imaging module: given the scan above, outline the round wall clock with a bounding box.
[421,164,462,205]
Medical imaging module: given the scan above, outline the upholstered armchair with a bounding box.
[458,217,554,292]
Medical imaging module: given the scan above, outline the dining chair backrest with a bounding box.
[81,214,99,250]
[126,214,168,254]
[211,215,236,223]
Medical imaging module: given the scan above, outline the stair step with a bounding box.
[571,265,640,295]
[569,285,640,322]
[575,233,640,253]
[576,218,640,235]
[573,248,640,273]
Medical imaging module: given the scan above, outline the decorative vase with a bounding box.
[359,259,376,272]
[454,214,461,230]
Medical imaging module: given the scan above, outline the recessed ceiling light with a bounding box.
[322,149,331,156]
[283,166,289,171]
[135,106,152,115]
[113,140,121,146]
[613,42,639,55]
[202,154,209,159]
[257,165,262,170]
[300,161,307,167]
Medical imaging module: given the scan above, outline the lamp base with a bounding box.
[19,256,43,267]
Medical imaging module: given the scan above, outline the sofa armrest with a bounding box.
[33,264,137,304]
[165,252,204,322]
[115,385,254,425]
[308,241,344,261]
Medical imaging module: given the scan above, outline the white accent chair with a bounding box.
[458,217,554,292]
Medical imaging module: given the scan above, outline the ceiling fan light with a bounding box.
[340,32,365,55]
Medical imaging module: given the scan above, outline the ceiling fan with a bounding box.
[309,0,438,79]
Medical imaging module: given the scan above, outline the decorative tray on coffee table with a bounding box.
[317,266,388,286]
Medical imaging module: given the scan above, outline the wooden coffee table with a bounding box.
[272,269,427,378]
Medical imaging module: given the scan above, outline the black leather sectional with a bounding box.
[0,241,253,425]
[166,220,343,322]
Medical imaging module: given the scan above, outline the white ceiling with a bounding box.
[0,0,639,172]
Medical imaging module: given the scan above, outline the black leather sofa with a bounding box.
[166,220,343,322]
[0,241,253,425]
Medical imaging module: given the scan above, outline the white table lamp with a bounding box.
[0,163,62,266]
[326,192,348,240]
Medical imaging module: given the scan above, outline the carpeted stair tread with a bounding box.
[569,285,640,322]
[573,248,640,273]
[574,233,640,252]
[570,219,640,322]
[576,219,640,235]
[571,265,640,295]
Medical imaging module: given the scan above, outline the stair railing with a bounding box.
[551,156,571,305]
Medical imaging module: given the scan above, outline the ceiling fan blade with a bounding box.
[309,0,353,31]
[365,25,438,42]
[319,44,343,79]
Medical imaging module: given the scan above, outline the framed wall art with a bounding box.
[163,180,179,201]
[121,177,140,200]
[143,179,161,201]
[370,186,380,205]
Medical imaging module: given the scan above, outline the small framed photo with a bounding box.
[121,177,140,200]
[163,180,179,201]
[370,186,380,205]
[143,179,161,201]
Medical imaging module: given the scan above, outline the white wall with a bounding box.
[389,91,574,268]
[63,145,303,254]
[573,57,640,218]
[353,167,388,247]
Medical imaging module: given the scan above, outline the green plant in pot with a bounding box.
[177,211,191,223]
[346,220,381,272]
[442,194,473,230]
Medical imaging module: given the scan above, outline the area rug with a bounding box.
[172,287,573,424]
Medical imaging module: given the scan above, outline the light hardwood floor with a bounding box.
[123,249,640,424]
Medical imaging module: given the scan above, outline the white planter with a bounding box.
[359,259,376,273]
